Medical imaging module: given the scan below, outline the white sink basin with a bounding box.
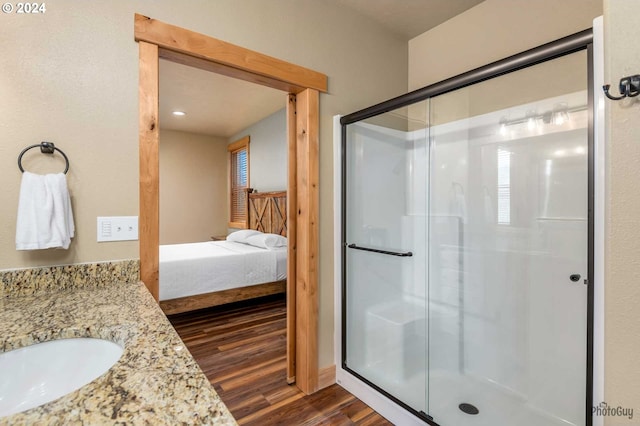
[0,338,123,417]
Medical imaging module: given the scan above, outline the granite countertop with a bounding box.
[0,281,237,425]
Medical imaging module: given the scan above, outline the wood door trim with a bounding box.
[134,14,327,94]
[294,89,319,394]
[286,94,297,384]
[138,40,159,301]
[136,14,324,395]
[318,364,336,390]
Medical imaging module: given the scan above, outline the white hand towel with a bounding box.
[15,172,75,250]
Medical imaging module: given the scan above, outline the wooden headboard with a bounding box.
[247,188,287,236]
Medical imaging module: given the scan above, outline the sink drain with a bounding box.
[459,403,479,415]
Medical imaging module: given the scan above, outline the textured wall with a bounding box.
[0,0,408,369]
[159,130,228,244]
[603,0,640,423]
[409,0,602,90]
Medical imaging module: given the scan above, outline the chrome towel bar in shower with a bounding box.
[347,243,413,257]
[18,142,70,174]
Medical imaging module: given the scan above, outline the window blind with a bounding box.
[228,136,250,227]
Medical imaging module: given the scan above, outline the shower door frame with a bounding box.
[336,28,596,426]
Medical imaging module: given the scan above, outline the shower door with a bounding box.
[427,50,589,426]
[343,101,431,419]
[342,45,591,426]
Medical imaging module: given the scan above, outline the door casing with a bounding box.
[135,13,327,395]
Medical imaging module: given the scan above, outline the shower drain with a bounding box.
[459,403,479,415]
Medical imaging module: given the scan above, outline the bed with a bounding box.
[159,189,288,315]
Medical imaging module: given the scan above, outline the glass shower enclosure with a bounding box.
[339,30,593,426]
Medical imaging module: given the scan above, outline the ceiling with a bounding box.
[159,60,285,139]
[159,0,485,138]
[332,0,484,40]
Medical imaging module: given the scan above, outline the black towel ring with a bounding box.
[18,142,69,174]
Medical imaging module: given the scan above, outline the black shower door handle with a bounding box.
[347,244,413,257]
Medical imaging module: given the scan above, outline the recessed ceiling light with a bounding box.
[172,111,186,116]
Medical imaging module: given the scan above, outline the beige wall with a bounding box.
[409,0,602,90]
[0,0,408,368]
[604,0,640,421]
[159,130,227,244]
[424,50,588,127]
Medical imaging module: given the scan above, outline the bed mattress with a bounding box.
[159,240,287,301]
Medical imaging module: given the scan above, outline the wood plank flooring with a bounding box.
[169,295,393,425]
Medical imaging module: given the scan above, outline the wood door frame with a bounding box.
[134,14,326,395]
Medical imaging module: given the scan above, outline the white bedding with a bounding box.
[159,240,287,301]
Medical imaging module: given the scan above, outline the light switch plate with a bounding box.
[97,216,138,242]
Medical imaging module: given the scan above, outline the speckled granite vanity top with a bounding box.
[0,280,237,425]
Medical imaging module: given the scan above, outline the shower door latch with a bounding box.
[569,274,589,285]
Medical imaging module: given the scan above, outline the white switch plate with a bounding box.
[97,216,138,242]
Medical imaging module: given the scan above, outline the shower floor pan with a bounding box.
[357,367,580,426]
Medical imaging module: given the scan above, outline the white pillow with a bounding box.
[226,229,262,243]
[245,233,287,249]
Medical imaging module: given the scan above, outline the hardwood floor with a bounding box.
[169,295,393,425]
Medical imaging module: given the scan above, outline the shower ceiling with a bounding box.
[159,0,485,138]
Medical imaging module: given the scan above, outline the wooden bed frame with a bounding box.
[160,189,287,315]
[247,188,287,236]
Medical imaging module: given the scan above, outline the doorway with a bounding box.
[135,14,327,395]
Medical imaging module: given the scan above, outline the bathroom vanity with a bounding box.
[0,278,237,425]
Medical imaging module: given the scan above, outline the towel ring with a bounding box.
[18,142,69,174]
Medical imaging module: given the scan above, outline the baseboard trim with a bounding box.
[318,364,336,390]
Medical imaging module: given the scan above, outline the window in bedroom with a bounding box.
[228,136,250,228]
